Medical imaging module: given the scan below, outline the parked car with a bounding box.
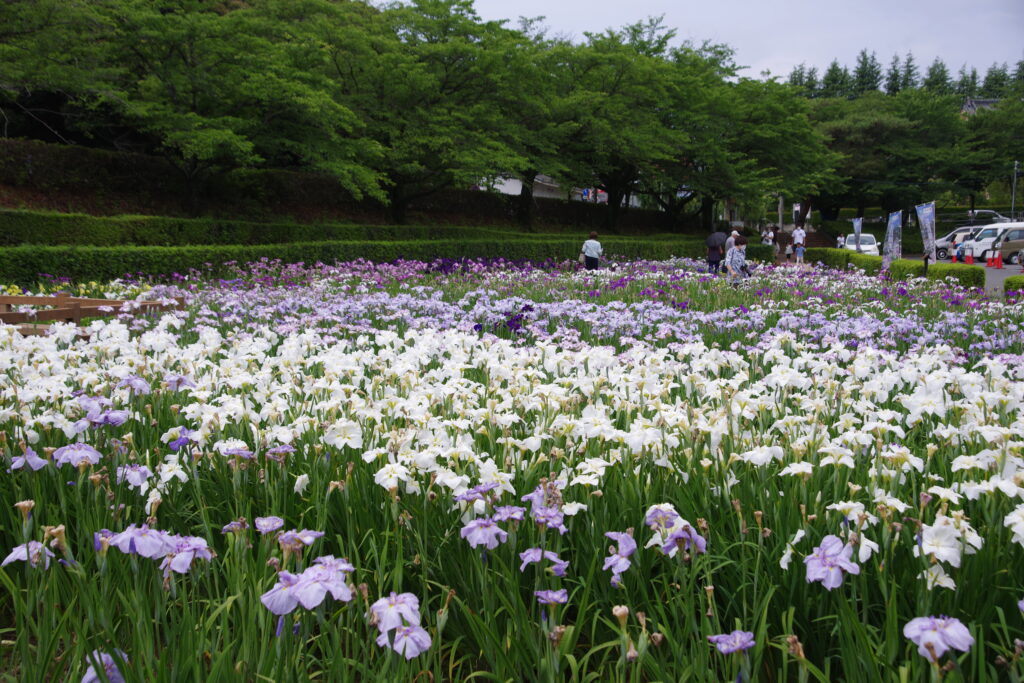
[967,209,1011,224]
[960,224,1012,259]
[843,234,880,255]
[994,223,1024,264]
[934,226,977,260]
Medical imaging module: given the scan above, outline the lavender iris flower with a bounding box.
[159,536,213,575]
[115,464,152,490]
[165,374,197,391]
[603,531,637,587]
[109,524,175,559]
[532,506,568,535]
[261,571,301,615]
[534,589,568,605]
[903,616,974,661]
[493,505,526,522]
[804,535,860,590]
[371,592,421,632]
[53,443,102,468]
[2,541,55,569]
[10,446,48,471]
[388,625,433,660]
[81,649,128,683]
[255,516,285,535]
[662,524,708,556]
[118,375,151,395]
[460,517,508,550]
[707,630,756,654]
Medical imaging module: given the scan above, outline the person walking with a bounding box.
[724,235,748,286]
[580,231,603,270]
[706,242,723,273]
[724,230,738,254]
[792,224,807,251]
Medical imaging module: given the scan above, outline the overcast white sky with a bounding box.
[471,0,1024,79]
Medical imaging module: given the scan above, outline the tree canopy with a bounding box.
[0,1,1021,225]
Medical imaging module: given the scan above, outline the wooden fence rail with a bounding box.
[0,294,185,336]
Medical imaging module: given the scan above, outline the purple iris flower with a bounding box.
[804,535,860,590]
[165,374,197,391]
[53,443,102,468]
[266,444,295,461]
[603,531,637,587]
[159,535,213,575]
[10,446,48,471]
[385,625,432,659]
[532,506,568,535]
[255,516,285,535]
[645,507,680,529]
[93,529,114,552]
[459,517,508,550]
[518,548,569,576]
[903,616,974,661]
[493,505,526,522]
[454,481,500,503]
[371,592,421,633]
[276,529,324,554]
[81,649,128,683]
[109,524,175,559]
[534,589,568,605]
[115,464,152,490]
[707,630,756,654]
[2,541,55,569]
[118,375,151,395]
[168,428,193,452]
[221,519,248,534]
[521,485,547,509]
[662,524,708,556]
[261,571,301,615]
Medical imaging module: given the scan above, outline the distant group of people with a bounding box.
[579,223,809,280]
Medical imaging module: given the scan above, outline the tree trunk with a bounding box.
[517,171,537,231]
[700,197,715,231]
[605,187,625,231]
[797,199,814,226]
[387,186,408,225]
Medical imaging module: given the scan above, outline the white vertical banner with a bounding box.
[915,201,937,263]
[882,210,902,270]
[852,217,863,252]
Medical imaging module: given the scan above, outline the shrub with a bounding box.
[805,248,849,269]
[0,238,705,286]
[888,259,925,281]
[925,263,985,288]
[848,252,884,274]
[1005,275,1024,296]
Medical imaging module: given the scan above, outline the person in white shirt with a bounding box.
[581,231,603,270]
[792,225,807,248]
[836,235,845,248]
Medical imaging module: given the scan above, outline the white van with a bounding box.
[960,223,1017,259]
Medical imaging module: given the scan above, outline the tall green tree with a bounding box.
[980,63,1010,98]
[327,0,523,223]
[820,59,852,98]
[900,52,919,90]
[559,17,683,228]
[884,54,902,95]
[922,58,952,94]
[955,65,980,98]
[852,49,882,94]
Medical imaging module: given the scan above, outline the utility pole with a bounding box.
[1012,160,1019,220]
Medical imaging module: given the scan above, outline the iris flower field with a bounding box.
[2,257,1024,681]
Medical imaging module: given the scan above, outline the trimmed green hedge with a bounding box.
[0,238,712,286]
[805,248,849,269]
[848,253,884,274]
[1005,275,1024,295]
[925,263,985,288]
[0,209,515,246]
[805,248,985,287]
